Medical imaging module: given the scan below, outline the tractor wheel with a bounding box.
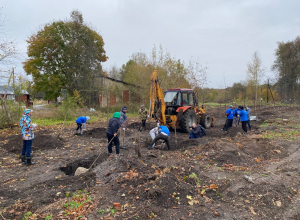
[200,114,212,128]
[180,109,197,133]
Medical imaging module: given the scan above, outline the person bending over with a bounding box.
[74,116,90,135]
[148,125,170,150]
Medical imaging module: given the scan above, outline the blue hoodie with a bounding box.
[159,125,170,136]
[238,109,248,122]
[225,108,234,119]
[76,116,87,124]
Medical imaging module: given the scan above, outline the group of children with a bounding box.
[19,104,251,164]
[105,105,171,155]
[222,105,251,133]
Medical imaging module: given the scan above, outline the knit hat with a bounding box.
[86,116,90,120]
[121,106,127,111]
[113,112,121,118]
[229,105,233,108]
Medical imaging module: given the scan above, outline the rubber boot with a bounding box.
[80,128,83,135]
[26,157,35,166]
[20,155,26,164]
[74,130,78,135]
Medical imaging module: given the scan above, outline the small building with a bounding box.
[98,76,140,107]
[0,86,32,105]
[56,76,141,107]
[99,76,128,107]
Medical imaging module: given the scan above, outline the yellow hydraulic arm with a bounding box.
[149,70,166,125]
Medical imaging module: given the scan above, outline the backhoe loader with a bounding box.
[149,70,215,132]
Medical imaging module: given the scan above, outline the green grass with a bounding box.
[263,130,299,140]
[259,116,300,141]
[33,112,139,126]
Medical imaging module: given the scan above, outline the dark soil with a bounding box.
[86,127,108,139]
[59,153,107,176]
[1,105,300,219]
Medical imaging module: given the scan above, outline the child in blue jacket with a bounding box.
[148,125,170,150]
[74,116,90,135]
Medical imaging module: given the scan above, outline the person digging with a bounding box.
[107,112,121,156]
[148,125,170,150]
[20,109,37,165]
[138,104,148,131]
[74,116,90,135]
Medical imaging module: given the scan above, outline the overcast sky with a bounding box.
[1,0,300,88]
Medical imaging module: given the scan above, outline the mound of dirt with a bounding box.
[1,133,64,153]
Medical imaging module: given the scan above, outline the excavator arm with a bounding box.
[149,70,166,125]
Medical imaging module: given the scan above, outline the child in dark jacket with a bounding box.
[107,112,121,155]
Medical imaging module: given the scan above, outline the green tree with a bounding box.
[272,36,300,101]
[246,51,264,106]
[119,46,190,104]
[229,82,247,102]
[23,10,107,101]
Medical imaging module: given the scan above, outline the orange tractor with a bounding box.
[149,70,215,132]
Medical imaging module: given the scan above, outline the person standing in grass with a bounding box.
[74,116,90,135]
[20,109,37,165]
[107,112,121,156]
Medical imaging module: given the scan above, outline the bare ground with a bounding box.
[0,106,300,219]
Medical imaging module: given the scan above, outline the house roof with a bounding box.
[104,76,141,88]
[0,86,29,95]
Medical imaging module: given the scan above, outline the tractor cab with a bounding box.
[164,89,197,108]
